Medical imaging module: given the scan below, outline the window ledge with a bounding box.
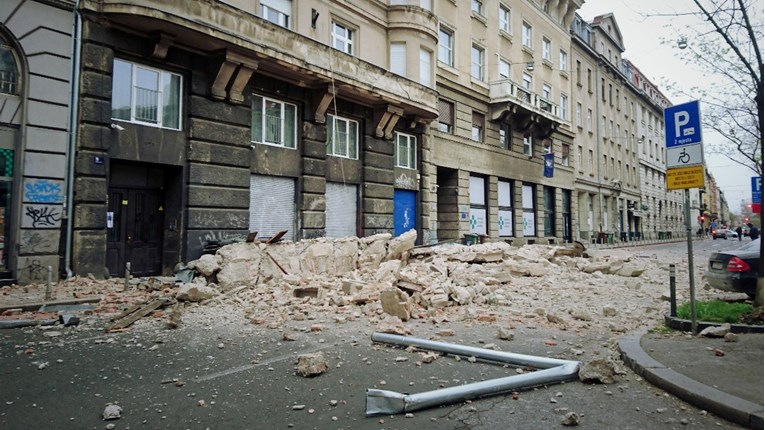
[500,31,513,42]
[437,62,460,78]
[559,70,569,79]
[542,58,553,69]
[522,45,534,56]
[471,12,488,26]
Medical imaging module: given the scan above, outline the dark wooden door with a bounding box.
[107,188,164,277]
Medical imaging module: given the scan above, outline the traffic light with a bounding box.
[699,216,705,222]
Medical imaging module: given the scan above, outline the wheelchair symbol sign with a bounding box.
[666,144,703,168]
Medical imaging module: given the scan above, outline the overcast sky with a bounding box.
[577,0,758,213]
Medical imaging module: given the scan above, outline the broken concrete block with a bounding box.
[386,229,417,261]
[176,283,219,302]
[217,261,258,291]
[602,306,618,317]
[578,358,616,384]
[699,323,731,338]
[497,327,514,341]
[375,316,411,336]
[615,264,645,277]
[380,289,411,321]
[190,254,219,277]
[102,404,122,420]
[296,352,328,377]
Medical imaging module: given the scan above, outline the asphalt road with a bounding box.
[0,298,750,430]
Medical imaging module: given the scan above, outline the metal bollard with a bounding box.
[124,262,131,292]
[44,266,53,301]
[669,264,676,317]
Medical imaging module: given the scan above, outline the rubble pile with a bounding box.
[174,230,668,331]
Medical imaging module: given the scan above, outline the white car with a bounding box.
[712,228,738,240]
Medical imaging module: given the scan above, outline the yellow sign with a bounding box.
[667,165,705,190]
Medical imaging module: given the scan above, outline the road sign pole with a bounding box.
[685,189,697,333]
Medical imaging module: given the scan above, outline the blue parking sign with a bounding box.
[753,176,762,204]
[664,101,702,147]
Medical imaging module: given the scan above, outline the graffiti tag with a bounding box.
[197,230,247,247]
[394,173,417,190]
[24,205,62,228]
[24,179,65,203]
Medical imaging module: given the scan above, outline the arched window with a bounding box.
[0,37,19,95]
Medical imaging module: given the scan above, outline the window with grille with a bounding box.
[252,95,297,148]
[112,59,181,130]
[327,114,358,159]
[0,43,19,95]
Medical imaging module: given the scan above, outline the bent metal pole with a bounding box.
[366,333,581,416]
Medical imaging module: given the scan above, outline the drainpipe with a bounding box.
[595,64,603,240]
[64,0,82,279]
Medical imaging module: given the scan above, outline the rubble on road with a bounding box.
[0,230,731,336]
[296,352,329,377]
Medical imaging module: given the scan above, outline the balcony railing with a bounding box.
[489,79,561,121]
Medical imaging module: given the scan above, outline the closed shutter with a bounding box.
[390,43,406,76]
[419,48,431,87]
[326,182,357,238]
[249,175,295,240]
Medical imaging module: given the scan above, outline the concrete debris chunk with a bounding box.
[699,323,731,338]
[375,316,411,336]
[497,327,514,341]
[578,358,617,384]
[176,283,219,302]
[561,412,580,426]
[296,352,328,377]
[102,404,122,420]
[380,289,411,321]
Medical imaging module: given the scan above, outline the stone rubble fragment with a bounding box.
[102,404,122,420]
[578,359,617,384]
[699,323,731,338]
[296,352,329,377]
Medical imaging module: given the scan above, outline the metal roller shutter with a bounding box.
[326,182,357,238]
[249,175,295,241]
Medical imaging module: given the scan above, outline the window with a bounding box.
[560,94,568,120]
[499,124,510,149]
[112,59,182,130]
[499,58,511,79]
[542,37,551,61]
[543,186,555,236]
[499,4,511,33]
[522,22,532,48]
[332,21,354,54]
[438,27,453,66]
[469,176,487,235]
[0,42,19,95]
[586,109,593,132]
[588,149,594,174]
[471,0,484,15]
[522,183,535,237]
[577,145,583,171]
[471,111,484,142]
[498,180,514,237]
[542,84,551,100]
[559,50,568,72]
[326,114,358,159]
[390,42,406,75]
[522,72,532,89]
[587,68,592,92]
[561,144,570,166]
[523,134,532,156]
[576,102,582,127]
[252,95,297,148]
[395,132,416,169]
[261,0,290,28]
[437,99,454,133]
[471,44,484,81]
[575,60,581,86]
[419,48,432,87]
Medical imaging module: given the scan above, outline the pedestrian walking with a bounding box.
[747,223,759,240]
[735,225,742,241]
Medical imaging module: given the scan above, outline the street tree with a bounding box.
[664,0,763,177]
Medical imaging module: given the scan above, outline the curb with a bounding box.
[664,314,764,334]
[619,329,764,429]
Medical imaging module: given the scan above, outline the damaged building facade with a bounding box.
[0,0,708,284]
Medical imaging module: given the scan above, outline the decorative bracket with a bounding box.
[314,86,337,124]
[210,50,258,104]
[373,105,404,139]
[150,33,175,60]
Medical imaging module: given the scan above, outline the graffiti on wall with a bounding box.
[394,173,417,190]
[196,230,248,247]
[23,178,65,203]
[22,204,62,228]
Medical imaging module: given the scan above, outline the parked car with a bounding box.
[712,228,738,239]
[706,238,761,297]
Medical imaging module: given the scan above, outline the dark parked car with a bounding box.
[707,238,762,297]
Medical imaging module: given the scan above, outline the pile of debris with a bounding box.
[177,230,648,323]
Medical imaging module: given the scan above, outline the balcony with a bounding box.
[489,79,565,138]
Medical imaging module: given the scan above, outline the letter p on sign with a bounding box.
[674,111,690,137]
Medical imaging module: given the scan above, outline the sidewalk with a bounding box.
[620,328,764,429]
